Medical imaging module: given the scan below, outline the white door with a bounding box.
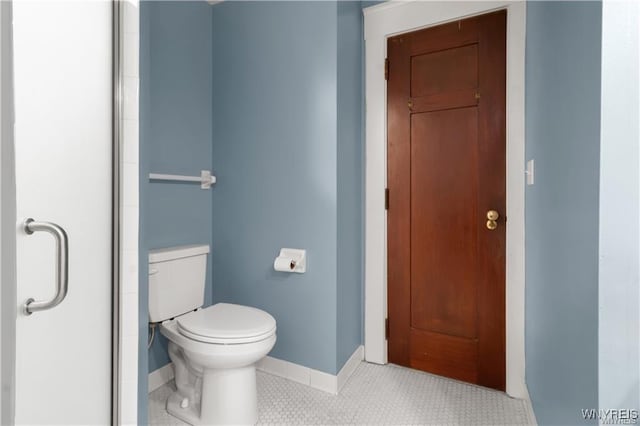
[13,1,113,424]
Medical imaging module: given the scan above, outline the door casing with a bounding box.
[363,1,527,399]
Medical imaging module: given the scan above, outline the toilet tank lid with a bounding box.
[149,244,210,264]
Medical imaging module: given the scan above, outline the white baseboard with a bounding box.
[337,345,365,393]
[148,345,365,396]
[257,345,364,395]
[521,385,538,425]
[148,362,174,393]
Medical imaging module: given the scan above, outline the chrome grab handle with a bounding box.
[23,218,69,315]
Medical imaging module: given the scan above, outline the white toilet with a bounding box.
[148,244,276,425]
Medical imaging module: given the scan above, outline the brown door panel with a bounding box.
[410,107,479,341]
[409,328,479,384]
[387,10,506,390]
[410,44,479,98]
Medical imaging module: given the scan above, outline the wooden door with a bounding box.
[387,11,506,390]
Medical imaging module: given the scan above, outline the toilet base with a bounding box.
[160,320,276,426]
[166,365,258,425]
[167,391,201,425]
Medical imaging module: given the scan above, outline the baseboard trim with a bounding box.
[521,384,538,425]
[148,362,174,393]
[337,345,365,393]
[257,345,364,395]
[147,345,365,396]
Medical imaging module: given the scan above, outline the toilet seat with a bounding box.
[177,303,276,345]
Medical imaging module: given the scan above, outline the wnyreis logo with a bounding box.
[581,409,639,424]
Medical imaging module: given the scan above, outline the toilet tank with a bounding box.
[148,244,210,323]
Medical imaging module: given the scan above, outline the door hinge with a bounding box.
[385,318,390,340]
[384,188,389,210]
[384,58,389,81]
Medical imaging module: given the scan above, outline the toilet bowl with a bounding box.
[148,245,277,425]
[161,303,276,425]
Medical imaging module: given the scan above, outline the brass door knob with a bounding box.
[486,210,499,230]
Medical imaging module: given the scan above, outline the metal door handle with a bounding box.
[486,210,499,230]
[23,218,69,315]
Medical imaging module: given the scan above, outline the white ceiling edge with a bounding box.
[207,0,224,5]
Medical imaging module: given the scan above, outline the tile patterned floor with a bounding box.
[149,362,535,425]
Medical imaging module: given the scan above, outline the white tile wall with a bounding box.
[120,0,139,424]
[123,32,139,78]
[122,205,138,252]
[123,0,139,35]
[121,334,140,383]
[121,250,139,294]
[122,292,139,338]
[123,163,139,207]
[121,379,139,426]
[123,120,139,163]
[123,76,139,122]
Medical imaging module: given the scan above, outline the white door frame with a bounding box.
[363,1,527,398]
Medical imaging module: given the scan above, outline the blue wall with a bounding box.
[525,2,602,424]
[138,7,364,423]
[210,0,338,374]
[139,1,213,424]
[211,1,363,375]
[337,0,364,371]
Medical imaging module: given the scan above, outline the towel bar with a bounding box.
[149,170,216,189]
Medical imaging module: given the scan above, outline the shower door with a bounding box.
[13,1,113,423]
